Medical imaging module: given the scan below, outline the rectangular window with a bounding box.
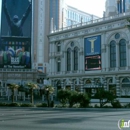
[57,62,61,72]
[110,45,116,68]
[120,44,126,67]
[57,46,60,52]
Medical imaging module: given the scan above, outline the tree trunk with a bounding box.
[30,88,33,104]
[12,89,14,103]
[46,92,49,107]
[100,99,103,108]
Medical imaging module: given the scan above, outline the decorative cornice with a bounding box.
[49,19,129,42]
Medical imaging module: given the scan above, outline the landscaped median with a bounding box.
[0,101,130,108]
[0,102,48,107]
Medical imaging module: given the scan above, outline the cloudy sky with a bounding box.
[65,0,106,17]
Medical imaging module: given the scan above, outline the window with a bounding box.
[122,78,130,83]
[67,48,71,71]
[110,40,116,67]
[74,47,78,70]
[119,39,126,67]
[57,42,61,52]
[122,78,130,87]
[57,58,61,72]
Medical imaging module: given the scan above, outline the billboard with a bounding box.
[85,55,101,71]
[1,0,32,37]
[0,0,32,69]
[84,35,101,56]
[84,35,101,71]
[0,37,31,69]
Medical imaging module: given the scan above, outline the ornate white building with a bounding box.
[48,12,130,97]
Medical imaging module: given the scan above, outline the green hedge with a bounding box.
[36,103,48,107]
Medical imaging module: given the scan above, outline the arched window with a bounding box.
[57,58,61,72]
[119,39,126,67]
[74,47,78,71]
[110,40,116,67]
[67,48,71,71]
[122,78,130,83]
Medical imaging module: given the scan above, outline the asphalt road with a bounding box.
[0,107,130,130]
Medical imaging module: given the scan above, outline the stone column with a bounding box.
[63,51,67,73]
[127,43,130,69]
[79,48,84,73]
[79,37,84,73]
[116,77,120,97]
[116,43,119,71]
[79,78,84,93]
[61,80,64,89]
[70,79,74,91]
[101,47,106,71]
[103,77,107,91]
[71,50,74,71]
[106,44,109,71]
[101,32,106,71]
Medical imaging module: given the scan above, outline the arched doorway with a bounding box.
[108,78,116,96]
[84,79,92,95]
[121,78,130,96]
[57,80,61,90]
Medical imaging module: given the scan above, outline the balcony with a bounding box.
[49,52,63,58]
[0,69,37,72]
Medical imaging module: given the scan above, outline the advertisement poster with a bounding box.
[1,0,32,37]
[84,35,101,56]
[0,37,31,69]
[0,0,32,69]
[84,35,101,71]
[85,55,101,71]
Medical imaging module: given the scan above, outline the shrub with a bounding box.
[94,104,100,108]
[36,103,48,107]
[20,103,34,107]
[50,101,54,107]
[0,102,7,106]
[54,104,69,108]
[103,105,112,108]
[87,105,93,108]
[111,100,122,108]
[8,102,20,107]
[73,103,80,108]
[78,93,90,108]
[68,91,79,107]
[57,89,71,106]
[123,103,130,108]
[94,88,116,107]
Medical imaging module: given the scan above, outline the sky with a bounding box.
[65,0,106,17]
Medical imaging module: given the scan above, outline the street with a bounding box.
[0,107,130,130]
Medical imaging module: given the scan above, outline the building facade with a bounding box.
[105,0,130,17]
[65,5,99,27]
[48,11,130,97]
[50,0,100,31]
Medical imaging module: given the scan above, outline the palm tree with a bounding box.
[8,83,19,103]
[44,85,54,107]
[26,82,38,104]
